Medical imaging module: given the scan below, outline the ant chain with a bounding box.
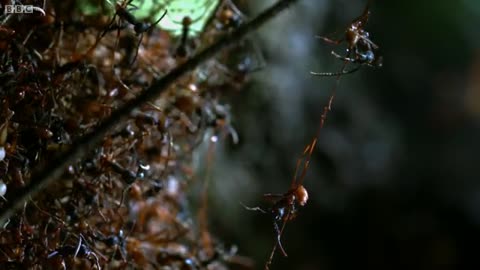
[270,3,374,267]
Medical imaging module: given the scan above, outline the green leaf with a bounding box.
[77,0,221,37]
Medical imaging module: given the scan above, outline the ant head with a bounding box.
[182,17,192,27]
[295,185,308,206]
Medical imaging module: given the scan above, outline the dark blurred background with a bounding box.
[200,0,480,269]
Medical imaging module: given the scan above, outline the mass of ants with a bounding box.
[0,0,260,269]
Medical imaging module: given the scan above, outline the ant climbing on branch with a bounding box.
[102,0,167,37]
[311,0,382,76]
[243,137,317,270]
[102,0,167,65]
[71,0,166,63]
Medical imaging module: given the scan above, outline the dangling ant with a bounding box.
[101,0,167,65]
[311,0,382,76]
[243,138,317,270]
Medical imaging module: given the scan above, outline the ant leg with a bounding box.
[263,193,284,203]
[310,66,360,76]
[273,221,288,257]
[88,251,101,270]
[240,202,267,214]
[102,12,119,38]
[361,36,379,50]
[136,10,167,34]
[110,25,123,68]
[331,51,356,63]
[32,6,46,16]
[130,10,166,65]
[226,125,239,144]
[48,250,60,259]
[126,1,140,12]
[74,235,84,258]
[129,33,143,65]
[117,182,134,210]
[316,35,343,45]
[149,9,168,31]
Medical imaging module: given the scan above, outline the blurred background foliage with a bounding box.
[202,0,480,269]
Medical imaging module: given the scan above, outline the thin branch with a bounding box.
[0,0,301,224]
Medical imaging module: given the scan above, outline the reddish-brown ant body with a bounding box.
[111,1,165,35]
[244,138,317,270]
[311,0,382,76]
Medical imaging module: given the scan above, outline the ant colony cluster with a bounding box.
[0,0,263,269]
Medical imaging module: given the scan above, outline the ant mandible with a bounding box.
[243,137,317,270]
[311,0,382,76]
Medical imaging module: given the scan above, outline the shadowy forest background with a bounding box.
[209,0,480,269]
